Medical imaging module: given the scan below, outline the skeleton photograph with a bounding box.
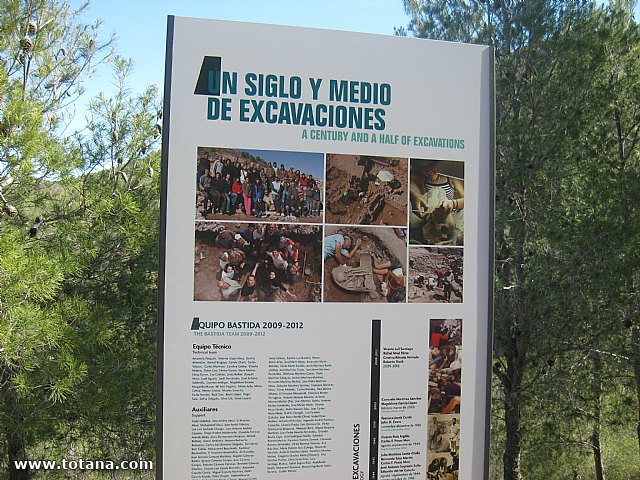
[323,226,407,303]
[325,154,408,227]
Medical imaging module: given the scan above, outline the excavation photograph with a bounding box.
[323,225,407,303]
[428,318,463,418]
[194,222,323,302]
[325,154,408,227]
[409,247,463,303]
[409,159,464,246]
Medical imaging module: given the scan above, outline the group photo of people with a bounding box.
[409,159,464,246]
[323,226,407,303]
[428,319,462,415]
[196,147,324,223]
[193,222,323,302]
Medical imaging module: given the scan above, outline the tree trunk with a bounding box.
[500,321,528,480]
[7,426,29,480]
[498,208,529,480]
[503,389,524,480]
[1,367,29,480]
[632,326,640,454]
[497,234,529,480]
[591,354,605,480]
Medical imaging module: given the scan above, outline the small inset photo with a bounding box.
[323,226,407,303]
[430,318,463,348]
[325,154,407,226]
[409,247,463,303]
[428,368,461,415]
[427,452,460,479]
[194,222,323,302]
[196,147,324,223]
[429,319,462,416]
[409,159,464,246]
[428,414,461,455]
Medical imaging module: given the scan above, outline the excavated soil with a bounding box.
[325,154,407,227]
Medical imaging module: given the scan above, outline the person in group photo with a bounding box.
[194,223,323,302]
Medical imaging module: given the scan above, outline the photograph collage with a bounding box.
[427,318,462,479]
[193,147,465,304]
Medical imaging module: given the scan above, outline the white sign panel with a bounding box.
[160,16,493,480]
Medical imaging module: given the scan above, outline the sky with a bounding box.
[61,0,639,133]
[238,149,325,179]
[68,0,411,126]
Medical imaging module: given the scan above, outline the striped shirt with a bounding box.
[424,179,454,200]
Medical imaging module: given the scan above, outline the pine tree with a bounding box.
[0,2,160,478]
